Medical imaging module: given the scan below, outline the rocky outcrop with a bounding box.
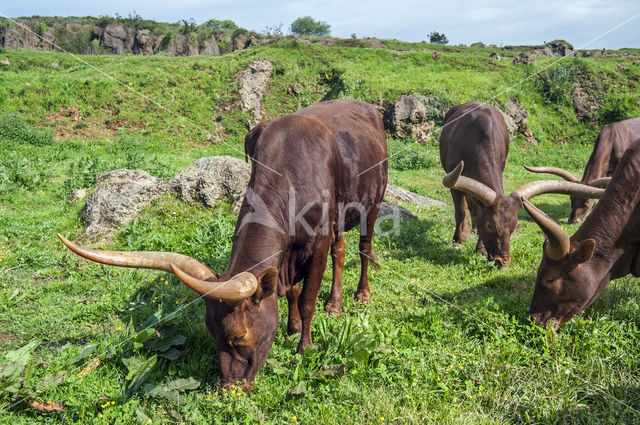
[490,52,500,61]
[499,99,537,143]
[134,30,155,55]
[513,53,536,64]
[385,95,442,143]
[169,156,250,213]
[102,24,134,55]
[533,40,573,57]
[81,169,170,239]
[168,34,199,56]
[385,185,445,207]
[361,38,386,49]
[572,85,602,123]
[201,39,219,56]
[237,60,273,128]
[2,23,42,50]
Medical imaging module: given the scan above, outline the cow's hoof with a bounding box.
[325,301,342,314]
[354,290,370,303]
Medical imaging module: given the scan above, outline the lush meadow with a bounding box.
[1,43,640,424]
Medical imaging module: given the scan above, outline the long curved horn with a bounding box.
[57,233,216,280]
[522,200,570,261]
[442,161,497,206]
[170,265,257,303]
[512,180,605,201]
[523,165,578,182]
[588,177,611,188]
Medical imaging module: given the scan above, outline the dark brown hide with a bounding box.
[570,118,640,223]
[526,138,640,326]
[439,102,517,266]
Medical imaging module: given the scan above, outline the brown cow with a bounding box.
[523,137,640,327]
[440,102,605,267]
[525,117,640,223]
[58,99,388,391]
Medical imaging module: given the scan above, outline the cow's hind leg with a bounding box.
[286,283,302,335]
[451,189,469,246]
[355,206,379,303]
[325,234,345,314]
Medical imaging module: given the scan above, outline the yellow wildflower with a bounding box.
[116,326,122,332]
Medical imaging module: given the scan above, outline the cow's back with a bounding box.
[439,102,509,192]
[295,99,388,209]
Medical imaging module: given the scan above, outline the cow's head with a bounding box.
[58,234,278,392]
[522,201,607,327]
[569,197,594,224]
[443,162,605,268]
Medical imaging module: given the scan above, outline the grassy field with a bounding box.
[1,44,640,424]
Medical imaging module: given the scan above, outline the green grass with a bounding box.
[1,45,640,424]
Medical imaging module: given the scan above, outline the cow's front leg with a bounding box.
[286,282,302,335]
[297,241,330,354]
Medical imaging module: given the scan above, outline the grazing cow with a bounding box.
[440,102,606,267]
[523,138,640,327]
[525,117,640,223]
[59,99,388,391]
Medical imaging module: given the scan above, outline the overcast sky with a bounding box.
[2,1,639,49]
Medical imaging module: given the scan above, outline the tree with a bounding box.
[290,16,331,37]
[205,19,238,31]
[429,31,449,44]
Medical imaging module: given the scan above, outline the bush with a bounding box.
[290,16,330,37]
[534,61,587,104]
[429,31,448,44]
[0,114,53,146]
[391,151,437,171]
[599,95,640,125]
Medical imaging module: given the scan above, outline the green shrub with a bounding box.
[598,94,640,125]
[0,114,53,146]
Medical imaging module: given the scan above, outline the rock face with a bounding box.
[102,24,134,55]
[362,38,386,49]
[134,30,154,55]
[237,60,273,128]
[533,40,573,57]
[572,85,602,123]
[169,156,251,212]
[201,39,219,55]
[232,34,251,51]
[81,169,170,239]
[513,53,536,64]
[499,99,537,143]
[168,34,199,56]
[385,184,445,207]
[385,95,441,143]
[2,23,41,50]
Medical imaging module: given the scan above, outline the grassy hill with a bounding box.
[1,43,640,424]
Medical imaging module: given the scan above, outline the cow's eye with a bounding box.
[543,277,555,286]
[228,332,247,347]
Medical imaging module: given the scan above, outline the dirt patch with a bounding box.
[0,331,18,344]
[47,106,145,140]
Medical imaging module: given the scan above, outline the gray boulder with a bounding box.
[68,188,89,203]
[201,39,219,55]
[490,52,500,61]
[81,169,170,239]
[237,60,273,128]
[169,156,250,213]
[377,201,418,221]
[512,53,536,64]
[385,184,445,207]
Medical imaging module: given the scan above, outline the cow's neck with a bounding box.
[575,153,640,261]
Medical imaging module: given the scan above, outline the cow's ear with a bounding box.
[572,239,595,264]
[252,267,278,302]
